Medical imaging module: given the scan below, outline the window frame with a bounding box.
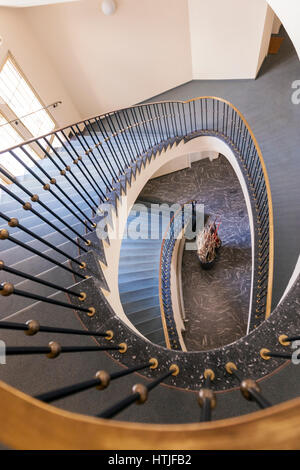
[0,52,58,182]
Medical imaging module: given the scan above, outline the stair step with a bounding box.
[0,223,83,266]
[118,256,160,267]
[146,328,166,345]
[0,283,83,322]
[118,262,159,275]
[126,305,162,325]
[135,316,164,336]
[120,286,158,303]
[2,170,102,203]
[0,262,74,290]
[120,238,162,246]
[0,240,80,279]
[118,269,159,283]
[123,295,159,315]
[118,277,157,293]
[124,290,160,312]
[0,269,77,317]
[0,219,85,255]
[0,214,89,249]
[0,189,97,221]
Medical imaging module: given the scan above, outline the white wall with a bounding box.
[272,13,281,34]
[0,0,79,6]
[24,0,192,119]
[267,0,300,60]
[0,7,81,128]
[256,4,275,76]
[0,1,292,124]
[279,255,300,304]
[188,0,272,80]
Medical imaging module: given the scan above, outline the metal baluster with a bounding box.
[36,358,157,403]
[0,319,114,339]
[226,362,271,409]
[5,342,127,357]
[98,364,179,419]
[198,369,216,422]
[0,183,89,251]
[0,261,86,297]
[60,129,105,200]
[0,214,87,268]
[7,149,94,232]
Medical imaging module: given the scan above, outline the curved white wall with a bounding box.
[188,0,273,79]
[1,0,281,118]
[267,0,300,60]
[279,255,300,304]
[101,136,255,337]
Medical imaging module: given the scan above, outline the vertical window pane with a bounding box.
[0,114,37,176]
[0,56,55,138]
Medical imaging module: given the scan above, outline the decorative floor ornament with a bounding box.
[196,218,221,269]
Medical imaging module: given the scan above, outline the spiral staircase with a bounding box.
[0,97,299,450]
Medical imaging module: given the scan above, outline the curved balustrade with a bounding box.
[0,97,281,449]
[159,204,189,350]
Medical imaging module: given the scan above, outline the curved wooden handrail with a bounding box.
[0,379,300,449]
[159,200,193,349]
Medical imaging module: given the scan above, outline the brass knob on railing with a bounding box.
[87,307,95,317]
[8,218,18,227]
[43,184,50,191]
[60,169,66,176]
[95,370,111,390]
[197,388,216,409]
[23,202,31,211]
[240,379,261,401]
[169,364,180,376]
[279,334,290,346]
[78,292,87,301]
[204,369,215,381]
[47,341,61,359]
[25,320,40,336]
[260,348,271,360]
[225,362,237,374]
[0,282,14,296]
[118,343,127,354]
[149,358,158,369]
[50,178,56,184]
[31,194,39,202]
[0,229,9,240]
[105,330,114,340]
[132,384,148,404]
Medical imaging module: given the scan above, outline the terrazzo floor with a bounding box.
[140,155,251,351]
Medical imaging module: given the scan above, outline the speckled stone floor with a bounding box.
[140,155,251,351]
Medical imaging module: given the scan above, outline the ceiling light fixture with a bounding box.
[101,0,116,16]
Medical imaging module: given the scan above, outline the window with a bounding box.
[0,113,37,177]
[0,54,56,177]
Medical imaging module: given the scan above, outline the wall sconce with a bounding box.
[101,0,116,16]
